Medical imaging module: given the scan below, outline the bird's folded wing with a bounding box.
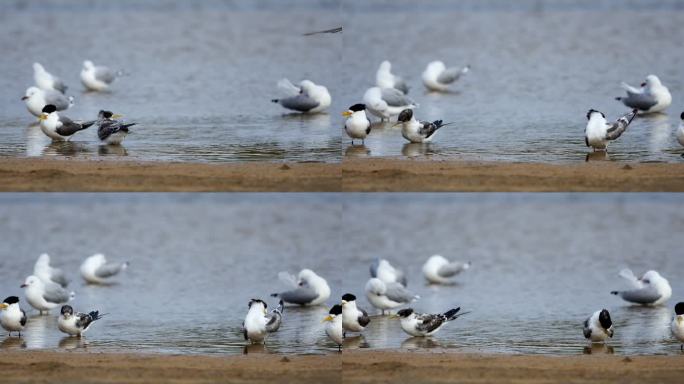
[416,314,444,333]
[95,262,125,278]
[437,262,469,278]
[45,91,70,110]
[51,268,70,287]
[437,66,467,84]
[618,286,661,304]
[384,282,415,303]
[42,282,70,304]
[620,92,657,111]
[278,286,318,305]
[605,110,637,141]
[95,67,116,84]
[265,312,282,332]
[358,308,371,327]
[381,88,414,107]
[278,94,320,112]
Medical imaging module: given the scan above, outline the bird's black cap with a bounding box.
[248,299,267,309]
[586,109,605,120]
[680,112,684,120]
[397,308,414,318]
[598,309,612,330]
[675,302,684,316]
[99,110,114,119]
[329,304,342,315]
[342,293,356,302]
[61,305,73,315]
[348,103,366,112]
[42,104,57,114]
[2,296,19,305]
[397,109,413,122]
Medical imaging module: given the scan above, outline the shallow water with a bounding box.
[0,194,682,356]
[0,1,683,163]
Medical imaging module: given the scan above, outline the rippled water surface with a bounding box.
[0,0,683,162]
[0,194,682,356]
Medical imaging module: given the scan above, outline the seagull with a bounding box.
[81,60,121,91]
[271,269,331,306]
[611,269,672,306]
[370,258,407,286]
[97,110,136,145]
[33,63,68,94]
[376,61,409,94]
[616,75,672,114]
[393,307,466,337]
[422,61,469,92]
[21,275,73,315]
[33,253,69,288]
[37,104,97,141]
[671,302,684,351]
[583,309,614,343]
[343,103,371,145]
[323,304,344,351]
[362,87,416,121]
[0,297,27,337]
[58,305,104,337]
[242,299,283,344]
[393,109,451,143]
[22,86,73,117]
[341,293,370,336]
[584,109,637,151]
[676,112,684,149]
[422,255,471,285]
[365,278,418,315]
[271,79,331,114]
[80,254,129,284]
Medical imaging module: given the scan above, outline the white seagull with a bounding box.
[0,296,27,337]
[97,110,137,145]
[422,61,469,92]
[271,79,331,114]
[80,254,129,284]
[323,304,344,351]
[21,275,74,315]
[583,309,614,343]
[38,104,97,141]
[58,305,104,337]
[341,293,371,336]
[671,302,684,351]
[584,109,637,151]
[394,109,451,143]
[376,61,409,94]
[422,255,471,285]
[22,86,73,117]
[33,253,70,288]
[33,63,68,94]
[362,87,416,121]
[611,269,672,306]
[365,278,418,315]
[370,258,407,286]
[81,60,121,91]
[393,307,465,337]
[676,112,684,149]
[616,75,672,114]
[242,299,283,344]
[343,103,372,145]
[271,269,331,306]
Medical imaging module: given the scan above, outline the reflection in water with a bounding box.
[25,123,50,157]
[342,334,369,350]
[43,141,91,157]
[24,315,52,349]
[0,337,27,350]
[401,337,442,349]
[585,151,609,162]
[59,336,88,350]
[646,114,672,153]
[345,145,370,158]
[279,113,331,130]
[583,344,615,355]
[99,145,129,156]
[243,343,269,355]
[402,143,432,157]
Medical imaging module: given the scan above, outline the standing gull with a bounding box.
[394,109,451,143]
[611,269,672,306]
[671,302,684,351]
[242,299,283,344]
[341,293,370,336]
[0,297,27,337]
[271,269,331,306]
[323,304,344,351]
[422,255,471,285]
[376,61,409,94]
[58,305,104,337]
[22,87,72,117]
[21,275,73,315]
[422,61,469,92]
[33,63,68,94]
[365,278,418,315]
[584,109,637,151]
[616,75,671,114]
[343,103,371,145]
[80,254,129,284]
[81,60,121,92]
[393,307,466,337]
[370,258,407,286]
[34,253,70,288]
[583,309,614,343]
[363,87,416,121]
[97,110,137,145]
[271,79,331,114]
[38,105,96,141]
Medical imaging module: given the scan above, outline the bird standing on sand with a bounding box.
[33,63,68,94]
[81,60,121,91]
[22,87,72,117]
[583,309,614,343]
[97,110,137,145]
[80,254,129,284]
[393,307,466,337]
[242,299,283,344]
[271,269,331,306]
[34,253,70,288]
[376,61,409,94]
[324,304,344,351]
[671,302,684,351]
[363,87,416,121]
[0,297,27,337]
[422,255,471,285]
[422,61,469,92]
[394,109,451,143]
[610,269,671,306]
[343,104,371,145]
[584,109,637,151]
[38,105,96,141]
[341,293,371,336]
[615,75,671,114]
[365,278,418,315]
[58,305,104,337]
[21,275,73,315]
[271,79,331,114]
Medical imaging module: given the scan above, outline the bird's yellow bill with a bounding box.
[678,316,683,324]
[112,114,123,119]
[322,315,333,322]
[342,111,353,117]
[0,303,8,310]
[38,114,47,121]
[389,314,399,319]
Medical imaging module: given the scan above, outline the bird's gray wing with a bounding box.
[55,116,95,136]
[277,286,318,305]
[44,91,70,110]
[98,121,135,140]
[418,121,440,139]
[416,314,444,333]
[358,308,371,327]
[42,282,70,304]
[605,110,637,141]
[265,301,284,332]
[369,258,379,278]
[582,318,591,338]
[53,77,68,93]
[437,262,468,278]
[20,309,27,327]
[95,67,116,84]
[277,94,320,112]
[95,262,126,278]
[394,77,409,94]
[50,268,70,287]
[384,282,415,303]
[616,286,661,304]
[381,88,414,107]
[437,67,467,84]
[620,93,657,111]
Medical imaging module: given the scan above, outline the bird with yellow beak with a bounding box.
[0,296,27,337]
[323,304,343,351]
[343,103,371,145]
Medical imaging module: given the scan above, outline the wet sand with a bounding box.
[1,350,683,384]
[1,158,684,191]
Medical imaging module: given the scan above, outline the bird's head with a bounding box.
[341,293,356,305]
[22,86,40,101]
[396,308,414,318]
[644,74,661,88]
[598,309,612,330]
[586,109,605,120]
[343,103,366,118]
[323,304,342,322]
[83,60,95,69]
[38,104,58,121]
[248,299,267,314]
[61,305,74,317]
[21,275,40,289]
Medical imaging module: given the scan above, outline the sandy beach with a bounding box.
[0,350,682,383]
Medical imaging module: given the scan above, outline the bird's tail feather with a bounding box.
[443,307,461,321]
[89,310,105,321]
